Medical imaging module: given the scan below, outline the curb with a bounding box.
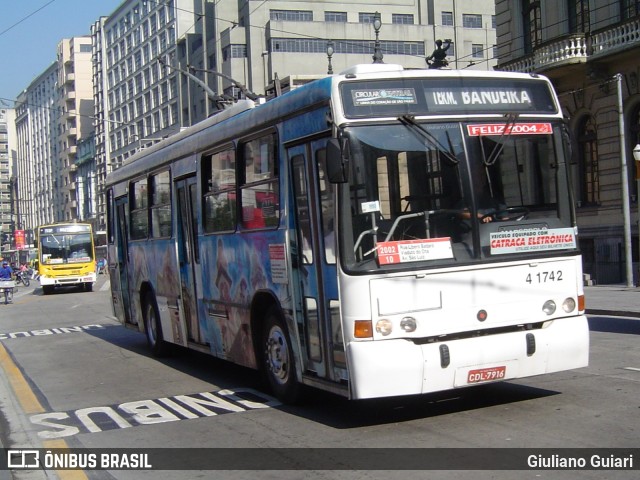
[586,309,640,318]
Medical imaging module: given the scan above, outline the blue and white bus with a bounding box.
[105,64,588,402]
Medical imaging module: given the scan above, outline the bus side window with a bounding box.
[317,148,335,264]
[240,134,279,229]
[130,178,149,240]
[203,148,237,233]
[150,171,172,238]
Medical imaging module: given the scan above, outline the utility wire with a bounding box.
[0,0,57,37]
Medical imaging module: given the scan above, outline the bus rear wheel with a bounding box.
[143,293,169,357]
[262,307,300,404]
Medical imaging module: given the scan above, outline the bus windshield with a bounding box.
[40,232,94,264]
[341,120,575,271]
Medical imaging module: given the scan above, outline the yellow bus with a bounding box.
[36,222,96,294]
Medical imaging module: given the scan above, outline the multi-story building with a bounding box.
[14,63,58,235]
[76,134,97,222]
[90,0,498,230]
[496,0,640,285]
[55,37,95,223]
[0,106,15,251]
[91,0,187,231]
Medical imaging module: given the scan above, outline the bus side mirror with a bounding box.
[327,138,349,183]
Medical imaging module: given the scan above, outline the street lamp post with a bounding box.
[634,143,640,286]
[372,12,383,64]
[326,40,334,74]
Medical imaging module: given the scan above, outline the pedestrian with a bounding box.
[0,261,14,304]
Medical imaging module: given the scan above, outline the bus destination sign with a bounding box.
[467,123,553,136]
[341,79,557,118]
[41,224,92,234]
[423,85,553,113]
[351,88,417,106]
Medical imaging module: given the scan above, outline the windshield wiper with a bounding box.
[482,113,519,166]
[398,115,459,165]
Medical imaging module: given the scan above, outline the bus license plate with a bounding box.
[467,366,506,384]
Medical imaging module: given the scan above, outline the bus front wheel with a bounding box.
[262,307,300,404]
[143,293,169,357]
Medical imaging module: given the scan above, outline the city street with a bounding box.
[0,277,638,480]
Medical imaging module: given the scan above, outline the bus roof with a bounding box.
[106,64,557,188]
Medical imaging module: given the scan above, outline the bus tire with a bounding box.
[83,283,93,292]
[42,285,54,295]
[143,293,169,357]
[262,307,300,404]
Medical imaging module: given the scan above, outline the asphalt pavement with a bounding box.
[0,279,636,480]
[584,285,640,318]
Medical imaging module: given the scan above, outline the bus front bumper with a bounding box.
[40,273,97,286]
[346,314,589,400]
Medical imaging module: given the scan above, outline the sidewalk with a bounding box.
[584,285,640,317]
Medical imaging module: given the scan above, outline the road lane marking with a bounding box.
[0,344,88,480]
[0,342,44,414]
[41,439,89,480]
[622,367,640,372]
[30,388,281,439]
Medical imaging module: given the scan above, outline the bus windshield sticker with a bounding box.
[361,200,381,213]
[352,88,417,107]
[268,244,288,284]
[467,123,552,136]
[490,227,576,255]
[377,238,453,265]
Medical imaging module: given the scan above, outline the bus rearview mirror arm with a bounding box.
[326,138,350,183]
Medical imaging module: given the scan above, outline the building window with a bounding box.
[472,44,484,58]
[441,11,454,26]
[325,11,347,22]
[392,14,414,24]
[270,38,424,56]
[462,14,483,28]
[568,0,590,33]
[222,44,247,61]
[576,115,599,206]
[359,12,377,23]
[621,0,640,19]
[522,0,542,53]
[270,10,313,21]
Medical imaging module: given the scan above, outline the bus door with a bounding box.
[175,176,204,344]
[289,140,343,383]
[114,197,133,325]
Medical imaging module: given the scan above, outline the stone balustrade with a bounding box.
[498,17,640,73]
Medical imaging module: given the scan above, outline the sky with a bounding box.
[0,0,124,102]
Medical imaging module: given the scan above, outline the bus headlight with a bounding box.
[400,317,417,332]
[376,319,393,336]
[542,300,556,315]
[562,297,576,313]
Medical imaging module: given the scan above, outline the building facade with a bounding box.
[496,0,640,285]
[11,0,498,234]
[55,36,95,223]
[0,106,15,251]
[89,0,497,230]
[14,64,59,237]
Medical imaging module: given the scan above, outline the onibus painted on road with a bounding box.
[105,64,588,403]
[36,222,97,294]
